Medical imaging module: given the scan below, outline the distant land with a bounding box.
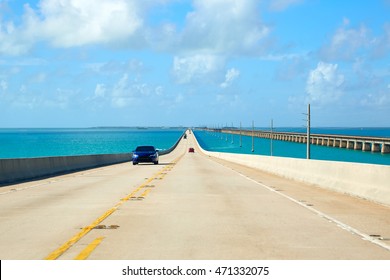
[88,126,187,130]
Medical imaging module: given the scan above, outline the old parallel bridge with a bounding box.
[206,128,390,154]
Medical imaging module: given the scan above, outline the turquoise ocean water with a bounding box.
[194,128,390,166]
[1,127,389,166]
[0,128,186,159]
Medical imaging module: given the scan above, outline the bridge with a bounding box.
[0,130,390,260]
[206,128,390,154]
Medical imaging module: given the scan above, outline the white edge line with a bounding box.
[209,156,390,253]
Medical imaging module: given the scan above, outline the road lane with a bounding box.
[1,131,390,259]
[0,141,186,260]
[85,132,390,259]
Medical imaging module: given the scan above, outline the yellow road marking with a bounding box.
[45,207,116,260]
[140,189,152,198]
[74,236,105,260]
[45,153,184,260]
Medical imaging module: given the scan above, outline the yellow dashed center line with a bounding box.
[140,189,152,198]
[45,154,184,260]
[74,237,105,260]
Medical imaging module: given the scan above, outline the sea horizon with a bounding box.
[1,127,389,165]
[0,127,186,159]
[1,126,390,131]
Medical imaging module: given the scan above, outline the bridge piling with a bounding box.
[372,143,381,152]
[354,142,363,150]
[382,143,390,154]
[347,141,355,149]
[340,140,347,148]
[362,142,371,151]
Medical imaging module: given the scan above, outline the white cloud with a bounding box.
[0,13,35,55]
[173,2,261,85]
[84,83,107,109]
[360,82,390,107]
[0,0,144,54]
[180,0,269,55]
[306,62,345,104]
[38,0,143,47]
[111,74,133,108]
[0,80,7,91]
[220,68,240,88]
[269,0,303,11]
[360,92,390,107]
[172,54,225,84]
[0,0,270,57]
[44,88,74,109]
[9,87,75,109]
[275,56,308,80]
[319,19,372,61]
[109,74,158,108]
[19,84,27,93]
[94,84,107,98]
[155,86,164,96]
[216,93,242,107]
[371,23,390,59]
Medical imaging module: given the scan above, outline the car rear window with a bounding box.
[135,146,156,152]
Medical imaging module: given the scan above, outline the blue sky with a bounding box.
[0,0,390,128]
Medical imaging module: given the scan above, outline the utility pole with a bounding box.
[239,121,242,147]
[307,104,311,160]
[231,122,234,144]
[225,122,228,142]
[251,120,255,153]
[270,119,273,156]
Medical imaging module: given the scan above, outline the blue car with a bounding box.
[132,146,159,165]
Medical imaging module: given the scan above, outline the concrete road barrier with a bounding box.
[0,153,133,185]
[0,131,185,185]
[194,134,390,207]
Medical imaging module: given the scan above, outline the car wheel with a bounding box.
[154,161,158,165]
[133,162,138,165]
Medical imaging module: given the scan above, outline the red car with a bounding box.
[188,147,195,153]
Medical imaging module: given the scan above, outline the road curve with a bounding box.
[0,130,390,260]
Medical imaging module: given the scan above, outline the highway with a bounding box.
[0,131,390,260]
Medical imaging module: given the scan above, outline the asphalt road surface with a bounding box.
[1,131,390,260]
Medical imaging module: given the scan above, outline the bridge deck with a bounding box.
[0,131,389,259]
